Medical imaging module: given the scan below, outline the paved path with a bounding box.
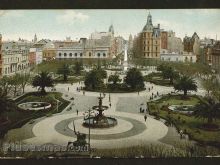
[5,70,206,149]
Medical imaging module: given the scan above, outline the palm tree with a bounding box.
[57,64,70,81]
[32,71,54,95]
[174,75,197,97]
[193,98,220,125]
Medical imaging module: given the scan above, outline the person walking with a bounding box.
[144,114,147,122]
[76,109,79,116]
[109,103,111,108]
[109,93,111,102]
[68,87,69,92]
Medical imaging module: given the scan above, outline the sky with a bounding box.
[0,9,220,41]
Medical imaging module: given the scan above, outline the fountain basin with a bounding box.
[18,102,51,111]
[83,116,117,128]
[168,105,194,114]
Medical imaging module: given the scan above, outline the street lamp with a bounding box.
[88,108,91,155]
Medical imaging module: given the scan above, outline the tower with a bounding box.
[109,24,114,36]
[34,34,37,43]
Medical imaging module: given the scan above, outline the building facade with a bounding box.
[2,41,32,76]
[167,31,183,53]
[160,51,197,63]
[211,41,220,73]
[161,31,168,49]
[134,13,161,59]
[43,42,56,61]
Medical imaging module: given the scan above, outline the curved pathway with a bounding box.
[6,70,206,149]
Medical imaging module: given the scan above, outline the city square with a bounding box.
[0,10,220,158]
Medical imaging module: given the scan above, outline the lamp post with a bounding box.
[88,108,91,155]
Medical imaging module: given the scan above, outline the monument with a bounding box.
[123,44,128,71]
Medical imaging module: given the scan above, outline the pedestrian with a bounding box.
[140,107,142,113]
[109,93,111,102]
[152,92,154,96]
[157,91,159,96]
[76,87,78,91]
[148,88,150,92]
[144,114,147,122]
[179,130,183,139]
[152,86,153,90]
[68,87,69,92]
[109,103,111,107]
[76,109,79,116]
[83,91,85,95]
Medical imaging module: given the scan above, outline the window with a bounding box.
[144,47,145,51]
[75,53,77,57]
[69,53,72,57]
[103,53,106,57]
[156,41,157,44]
[156,47,157,51]
[89,52,91,57]
[97,53,100,57]
[80,53,83,57]
[147,47,149,51]
[156,53,157,57]
[64,53,67,57]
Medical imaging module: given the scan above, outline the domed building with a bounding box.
[133,13,161,59]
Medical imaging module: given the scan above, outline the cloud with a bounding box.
[56,11,89,25]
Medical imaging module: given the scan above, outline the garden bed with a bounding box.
[148,95,220,147]
[0,92,70,138]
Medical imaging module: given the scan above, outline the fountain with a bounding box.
[83,94,117,128]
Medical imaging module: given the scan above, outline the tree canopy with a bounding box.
[32,71,54,95]
[174,75,197,97]
[57,64,70,81]
[193,97,220,125]
[124,68,145,90]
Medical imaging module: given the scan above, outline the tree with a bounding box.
[193,98,220,125]
[10,73,22,97]
[162,66,179,84]
[73,61,83,75]
[201,76,216,97]
[108,74,121,85]
[32,71,54,95]
[124,68,145,90]
[0,88,16,115]
[0,76,13,96]
[19,73,31,94]
[84,70,104,90]
[57,64,70,81]
[174,75,197,97]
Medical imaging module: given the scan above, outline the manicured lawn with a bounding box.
[0,92,70,137]
[148,95,220,147]
[54,76,85,84]
[33,59,112,73]
[144,72,172,87]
